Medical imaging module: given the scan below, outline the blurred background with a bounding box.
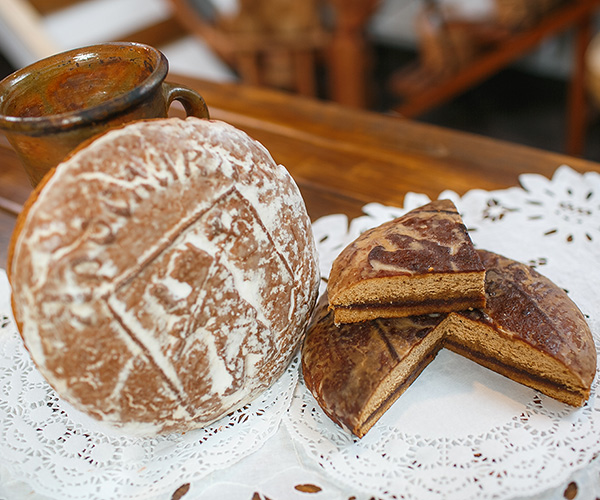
[2,0,600,160]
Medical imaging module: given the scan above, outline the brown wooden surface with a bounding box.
[116,15,186,48]
[26,0,83,15]
[2,76,600,267]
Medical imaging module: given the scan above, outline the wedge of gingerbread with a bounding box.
[327,199,486,324]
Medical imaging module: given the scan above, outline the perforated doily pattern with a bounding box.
[284,165,600,500]
[0,269,299,500]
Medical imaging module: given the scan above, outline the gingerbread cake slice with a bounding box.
[302,295,446,438]
[327,199,486,324]
[303,250,596,438]
[443,250,597,408]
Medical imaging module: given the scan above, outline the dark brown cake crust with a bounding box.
[330,200,483,280]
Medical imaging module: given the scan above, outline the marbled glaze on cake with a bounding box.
[303,294,445,437]
[303,250,596,438]
[327,200,485,324]
[9,117,320,435]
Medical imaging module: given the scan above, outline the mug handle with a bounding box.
[163,82,210,119]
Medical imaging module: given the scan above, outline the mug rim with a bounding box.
[0,42,168,134]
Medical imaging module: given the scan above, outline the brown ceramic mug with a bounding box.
[0,42,210,186]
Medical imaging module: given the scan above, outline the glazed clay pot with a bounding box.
[0,42,210,186]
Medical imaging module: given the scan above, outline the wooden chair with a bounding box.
[325,0,379,107]
[167,0,330,96]
[389,0,600,156]
[0,0,374,105]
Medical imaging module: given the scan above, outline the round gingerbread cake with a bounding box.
[8,117,320,435]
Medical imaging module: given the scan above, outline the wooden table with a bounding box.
[1,76,600,499]
[2,75,600,268]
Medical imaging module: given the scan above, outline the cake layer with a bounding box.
[328,200,485,323]
[332,289,485,324]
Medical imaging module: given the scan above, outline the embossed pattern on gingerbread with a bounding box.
[9,117,320,435]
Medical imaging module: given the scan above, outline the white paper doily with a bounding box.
[2,165,600,500]
[285,165,600,500]
[0,265,299,500]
